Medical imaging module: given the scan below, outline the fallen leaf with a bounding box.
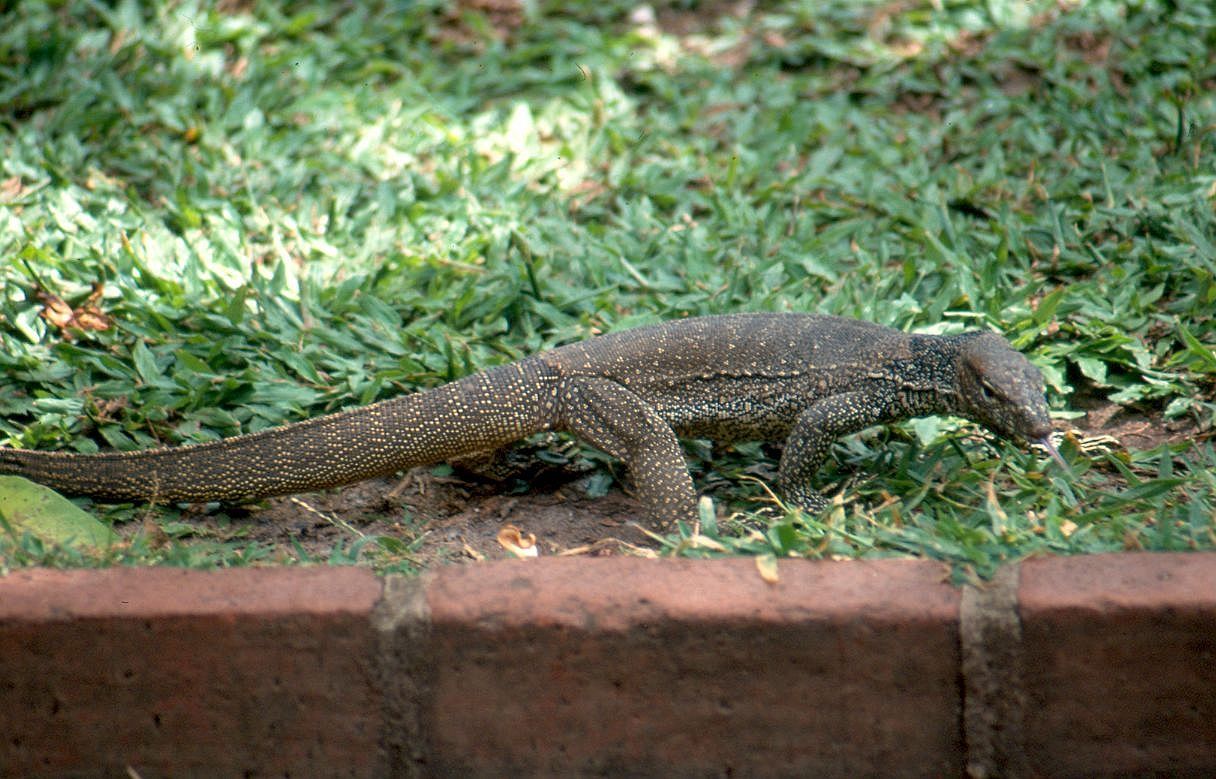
[0,176,24,201]
[685,534,728,552]
[0,476,117,550]
[35,289,75,328]
[140,515,172,549]
[497,523,538,558]
[984,477,1008,536]
[35,282,112,337]
[755,554,779,584]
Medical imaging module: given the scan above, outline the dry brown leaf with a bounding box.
[35,282,113,338]
[35,289,75,329]
[140,515,171,550]
[497,523,538,558]
[984,477,1009,536]
[755,555,779,584]
[0,176,24,201]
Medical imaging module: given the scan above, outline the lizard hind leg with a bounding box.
[556,377,697,527]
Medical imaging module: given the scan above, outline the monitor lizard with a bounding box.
[0,313,1061,524]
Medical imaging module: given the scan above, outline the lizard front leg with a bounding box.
[778,390,893,513]
[557,377,697,527]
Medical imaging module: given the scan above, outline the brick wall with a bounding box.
[2,553,1213,777]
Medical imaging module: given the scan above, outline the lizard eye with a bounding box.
[979,380,999,402]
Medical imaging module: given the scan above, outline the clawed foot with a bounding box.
[451,437,590,485]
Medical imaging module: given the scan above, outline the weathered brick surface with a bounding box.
[0,566,383,778]
[1019,552,1216,777]
[423,557,963,777]
[7,551,1215,776]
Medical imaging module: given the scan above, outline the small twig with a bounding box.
[290,497,365,538]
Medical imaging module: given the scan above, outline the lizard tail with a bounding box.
[0,360,558,503]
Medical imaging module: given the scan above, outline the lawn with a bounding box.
[1,0,1213,577]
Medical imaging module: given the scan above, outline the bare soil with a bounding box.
[176,468,659,568]
[1070,394,1204,452]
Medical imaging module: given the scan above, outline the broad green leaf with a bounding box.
[0,476,117,549]
[1074,356,1109,386]
[909,417,946,447]
[132,340,165,386]
[1032,287,1065,327]
[1176,319,1216,374]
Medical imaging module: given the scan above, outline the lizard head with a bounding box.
[955,332,1055,453]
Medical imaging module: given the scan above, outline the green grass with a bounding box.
[1,0,1214,576]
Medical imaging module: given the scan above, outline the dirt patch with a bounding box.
[142,469,660,567]
[653,0,755,38]
[1068,391,1204,452]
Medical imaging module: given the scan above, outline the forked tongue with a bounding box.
[1038,435,1072,474]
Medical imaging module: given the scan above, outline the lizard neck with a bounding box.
[899,333,977,416]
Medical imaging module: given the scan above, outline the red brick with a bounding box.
[423,557,963,777]
[0,566,383,777]
[1019,552,1216,776]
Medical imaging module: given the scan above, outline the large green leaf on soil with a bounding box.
[0,476,117,549]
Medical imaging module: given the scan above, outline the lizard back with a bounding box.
[546,313,917,440]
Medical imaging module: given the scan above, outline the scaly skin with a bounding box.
[0,313,1057,524]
